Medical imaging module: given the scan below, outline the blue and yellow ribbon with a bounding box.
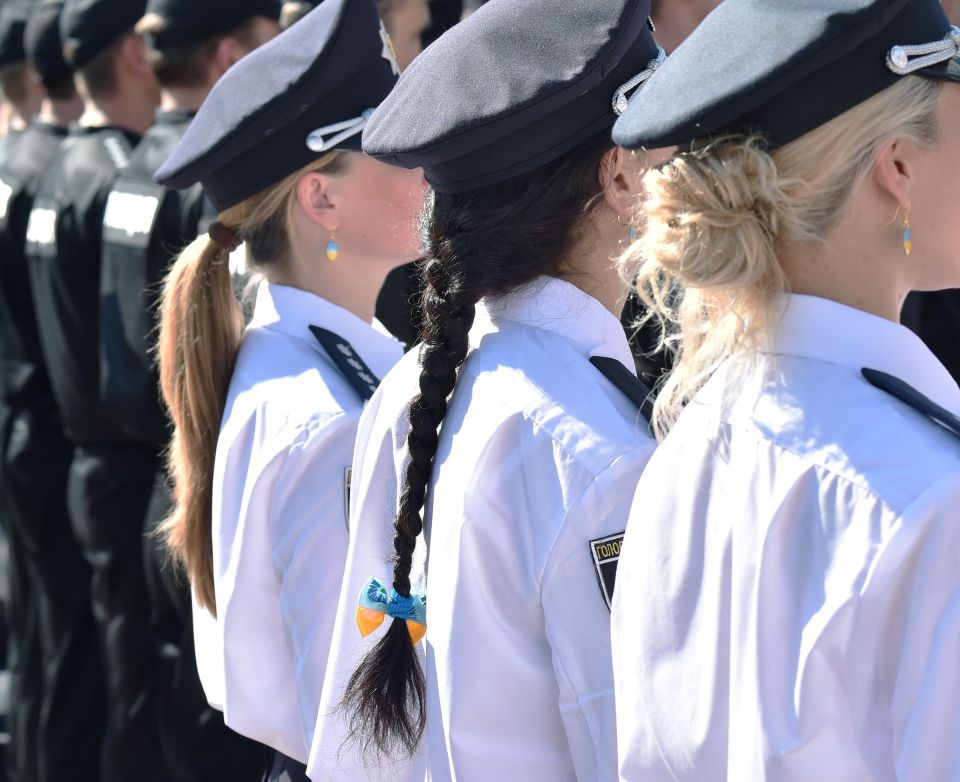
[356,577,427,645]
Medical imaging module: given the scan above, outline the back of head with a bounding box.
[0,0,35,108]
[343,0,662,759]
[25,0,75,100]
[61,0,148,98]
[612,0,958,436]
[137,0,282,88]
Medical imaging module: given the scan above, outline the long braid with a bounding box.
[342,132,615,759]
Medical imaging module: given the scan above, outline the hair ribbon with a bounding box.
[356,576,426,645]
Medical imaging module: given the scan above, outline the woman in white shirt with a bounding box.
[610,0,960,779]
[154,1,423,778]
[308,0,664,779]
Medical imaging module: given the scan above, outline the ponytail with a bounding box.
[158,151,345,615]
[342,132,616,757]
[158,234,242,614]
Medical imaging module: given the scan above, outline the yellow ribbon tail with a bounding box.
[356,607,385,638]
[406,620,426,645]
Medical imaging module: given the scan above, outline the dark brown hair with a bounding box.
[76,36,126,98]
[137,14,267,88]
[341,132,615,757]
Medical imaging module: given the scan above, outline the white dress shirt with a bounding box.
[613,294,960,782]
[193,282,403,763]
[309,276,657,781]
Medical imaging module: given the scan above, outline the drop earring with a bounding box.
[326,233,339,262]
[887,204,912,257]
[618,213,638,241]
[902,206,912,257]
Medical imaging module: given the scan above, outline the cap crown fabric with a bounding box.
[155,0,396,212]
[362,0,660,193]
[613,0,954,149]
[142,0,283,48]
[61,0,148,68]
[0,0,31,68]
[25,0,71,86]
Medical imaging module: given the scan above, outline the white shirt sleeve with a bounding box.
[542,446,654,782]
[859,472,960,780]
[268,414,355,757]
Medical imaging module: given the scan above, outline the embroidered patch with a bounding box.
[590,532,625,611]
[344,466,352,528]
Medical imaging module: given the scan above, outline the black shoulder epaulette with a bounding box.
[862,368,960,441]
[590,355,654,425]
[310,325,381,401]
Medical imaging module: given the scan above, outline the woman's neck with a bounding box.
[266,250,391,324]
[558,212,632,317]
[780,227,909,324]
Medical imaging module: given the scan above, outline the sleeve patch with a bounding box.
[26,202,57,255]
[590,532,625,611]
[102,182,163,248]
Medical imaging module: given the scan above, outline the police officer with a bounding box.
[0,5,105,781]
[154,1,420,778]
[0,2,70,779]
[310,1,662,779]
[98,1,281,778]
[0,4,45,777]
[25,0,164,778]
[611,0,960,779]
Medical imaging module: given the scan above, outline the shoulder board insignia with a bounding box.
[102,180,164,249]
[590,355,654,424]
[590,532,625,611]
[309,325,380,401]
[862,368,960,441]
[26,200,57,255]
[344,466,352,529]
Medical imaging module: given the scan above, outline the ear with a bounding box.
[210,35,249,80]
[122,34,153,81]
[295,172,339,232]
[871,136,917,213]
[600,146,643,218]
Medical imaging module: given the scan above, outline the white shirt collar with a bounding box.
[476,275,637,374]
[248,281,404,380]
[769,293,960,414]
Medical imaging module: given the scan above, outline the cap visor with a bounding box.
[919,56,960,83]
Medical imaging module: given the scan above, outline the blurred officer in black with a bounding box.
[0,4,46,778]
[99,1,280,778]
[24,0,163,779]
[902,0,960,383]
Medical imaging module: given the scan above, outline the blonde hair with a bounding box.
[625,76,943,438]
[158,152,343,613]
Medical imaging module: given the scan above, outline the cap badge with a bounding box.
[306,108,375,153]
[886,26,960,75]
[379,19,401,76]
[612,47,666,116]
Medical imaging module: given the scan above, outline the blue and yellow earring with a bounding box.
[902,206,912,257]
[889,204,912,257]
[326,233,339,262]
[618,213,638,241]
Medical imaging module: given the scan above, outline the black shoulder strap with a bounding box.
[862,368,960,441]
[309,325,381,401]
[590,355,654,425]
